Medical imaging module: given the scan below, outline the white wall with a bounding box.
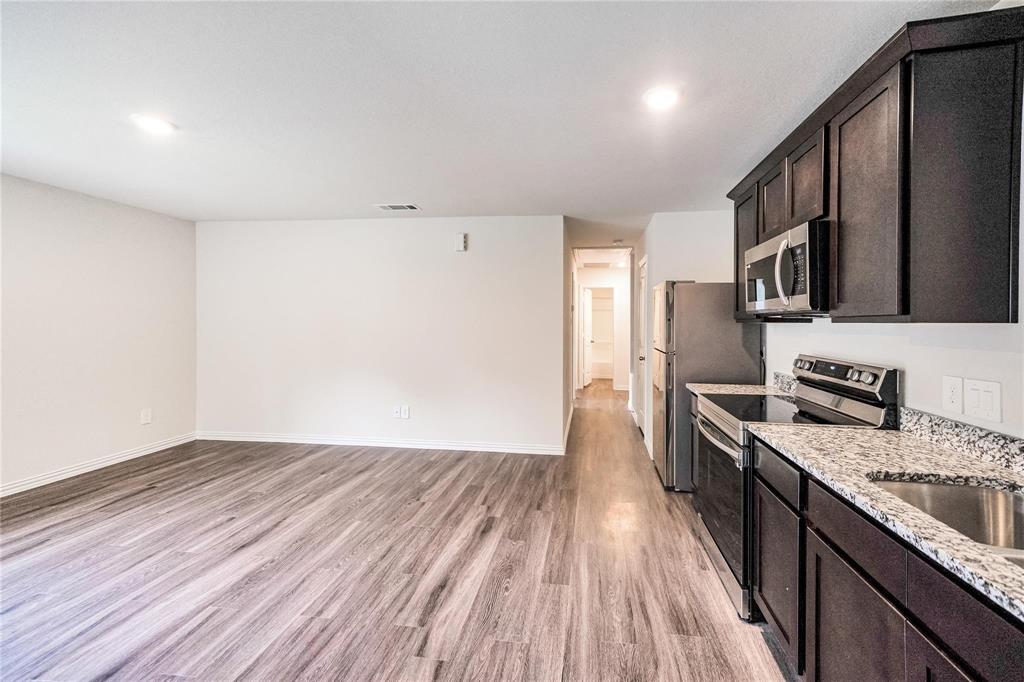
[579,268,631,390]
[196,215,566,454]
[638,210,735,450]
[765,321,1024,437]
[1,175,197,494]
[644,210,735,286]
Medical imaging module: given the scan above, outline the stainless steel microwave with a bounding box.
[744,221,829,315]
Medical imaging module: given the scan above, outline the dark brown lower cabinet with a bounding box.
[805,528,906,681]
[752,478,802,672]
[906,624,971,681]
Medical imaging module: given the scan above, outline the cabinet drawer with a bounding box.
[907,553,1024,680]
[806,480,907,604]
[753,440,802,509]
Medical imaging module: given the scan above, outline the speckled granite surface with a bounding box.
[900,407,1024,475]
[686,383,789,397]
[748,423,1024,624]
[772,371,797,393]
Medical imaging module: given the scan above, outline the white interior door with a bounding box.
[582,288,593,387]
[636,259,648,433]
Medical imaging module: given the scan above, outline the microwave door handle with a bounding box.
[774,238,791,306]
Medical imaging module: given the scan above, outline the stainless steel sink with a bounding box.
[873,480,1024,562]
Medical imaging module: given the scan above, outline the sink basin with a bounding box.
[873,480,1024,554]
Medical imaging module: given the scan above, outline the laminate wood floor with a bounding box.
[1,380,784,681]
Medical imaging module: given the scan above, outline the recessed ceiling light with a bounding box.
[643,86,680,112]
[131,114,177,136]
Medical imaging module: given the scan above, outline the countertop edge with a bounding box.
[747,424,1024,627]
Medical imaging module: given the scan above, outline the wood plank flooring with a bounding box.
[0,380,785,681]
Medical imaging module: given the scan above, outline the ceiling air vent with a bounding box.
[374,204,420,211]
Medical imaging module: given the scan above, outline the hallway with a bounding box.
[1,380,784,681]
[558,379,784,679]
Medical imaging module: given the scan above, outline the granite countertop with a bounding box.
[748,423,1024,624]
[686,383,789,397]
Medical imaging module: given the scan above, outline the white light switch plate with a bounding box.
[140,408,152,425]
[964,379,1001,422]
[941,376,963,414]
[400,405,410,419]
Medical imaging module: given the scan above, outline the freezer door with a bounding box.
[651,348,672,487]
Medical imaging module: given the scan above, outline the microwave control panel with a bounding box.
[789,244,807,296]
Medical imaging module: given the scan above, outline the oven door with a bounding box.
[693,415,746,584]
[744,223,814,314]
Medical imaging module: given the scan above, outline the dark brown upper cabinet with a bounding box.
[758,161,787,242]
[733,184,758,318]
[757,130,827,245]
[786,128,827,227]
[829,64,903,319]
[727,7,1023,323]
[905,42,1021,323]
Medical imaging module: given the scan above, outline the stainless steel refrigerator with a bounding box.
[651,282,762,491]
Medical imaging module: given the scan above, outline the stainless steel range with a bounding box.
[692,354,899,619]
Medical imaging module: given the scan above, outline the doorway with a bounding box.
[636,255,648,436]
[584,287,613,384]
[572,247,633,401]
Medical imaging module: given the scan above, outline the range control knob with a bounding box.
[860,372,877,385]
[801,360,813,370]
[846,369,861,382]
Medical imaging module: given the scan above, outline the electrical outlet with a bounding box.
[941,376,963,414]
[392,406,402,419]
[964,379,1001,422]
[140,408,152,425]
[400,405,410,419]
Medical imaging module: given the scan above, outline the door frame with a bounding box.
[635,255,648,435]
[571,247,634,396]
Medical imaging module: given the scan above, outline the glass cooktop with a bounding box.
[701,393,868,427]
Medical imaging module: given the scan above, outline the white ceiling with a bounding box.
[2,1,993,230]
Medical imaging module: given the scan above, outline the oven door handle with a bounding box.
[696,417,743,469]
[774,238,791,306]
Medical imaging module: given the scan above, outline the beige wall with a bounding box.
[1,176,197,493]
[197,215,566,454]
[637,209,735,451]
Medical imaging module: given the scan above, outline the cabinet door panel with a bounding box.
[734,185,758,316]
[908,43,1019,322]
[788,128,826,226]
[805,529,905,681]
[829,63,903,318]
[752,479,802,671]
[906,624,971,681]
[759,162,787,242]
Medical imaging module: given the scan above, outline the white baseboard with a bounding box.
[195,431,565,457]
[0,432,196,497]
